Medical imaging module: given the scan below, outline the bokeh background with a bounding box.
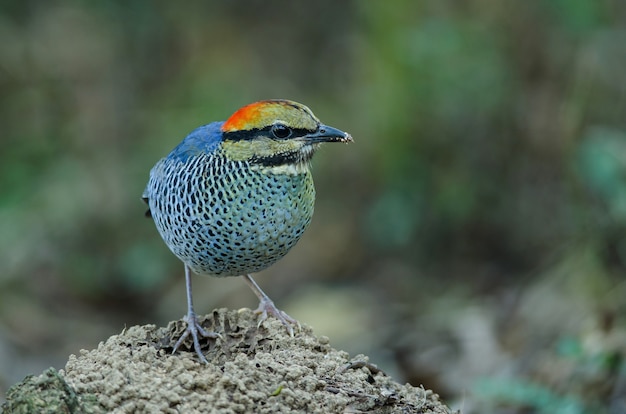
[1,1,625,412]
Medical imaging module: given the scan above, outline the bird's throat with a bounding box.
[249,146,315,175]
[222,138,317,175]
[256,162,310,176]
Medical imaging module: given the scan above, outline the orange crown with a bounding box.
[221,100,314,133]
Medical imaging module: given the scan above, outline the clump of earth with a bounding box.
[3,308,454,413]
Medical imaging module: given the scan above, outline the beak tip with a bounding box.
[342,132,354,143]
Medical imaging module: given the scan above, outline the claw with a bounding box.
[244,274,300,336]
[253,296,300,336]
[172,311,220,364]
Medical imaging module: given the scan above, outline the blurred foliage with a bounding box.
[1,0,625,413]
[475,322,624,414]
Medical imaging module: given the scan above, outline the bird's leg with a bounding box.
[243,274,300,336]
[172,265,220,364]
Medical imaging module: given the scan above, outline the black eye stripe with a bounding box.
[286,127,312,138]
[223,126,314,141]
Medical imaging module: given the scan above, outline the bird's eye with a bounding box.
[271,124,292,139]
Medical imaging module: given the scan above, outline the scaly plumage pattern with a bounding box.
[143,100,352,363]
[146,146,314,276]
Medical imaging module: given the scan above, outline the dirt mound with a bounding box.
[4,308,453,413]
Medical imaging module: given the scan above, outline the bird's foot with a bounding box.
[253,297,300,337]
[172,312,220,364]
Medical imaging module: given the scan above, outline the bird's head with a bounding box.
[220,100,352,173]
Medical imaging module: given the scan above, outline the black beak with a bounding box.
[304,124,353,144]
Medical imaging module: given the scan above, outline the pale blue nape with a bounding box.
[168,121,225,162]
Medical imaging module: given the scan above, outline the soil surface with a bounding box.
[3,308,453,413]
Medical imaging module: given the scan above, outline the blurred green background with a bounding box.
[1,1,625,412]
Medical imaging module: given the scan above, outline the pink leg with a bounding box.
[172,265,220,364]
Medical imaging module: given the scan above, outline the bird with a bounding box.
[142,99,352,363]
